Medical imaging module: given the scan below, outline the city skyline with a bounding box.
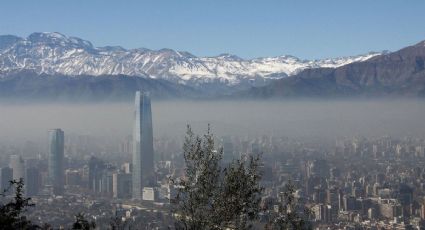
[2,1,425,228]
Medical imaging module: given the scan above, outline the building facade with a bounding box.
[25,167,40,196]
[0,167,13,195]
[132,91,154,200]
[9,155,25,181]
[48,128,65,195]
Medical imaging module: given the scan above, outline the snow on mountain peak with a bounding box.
[28,32,67,42]
[0,32,384,87]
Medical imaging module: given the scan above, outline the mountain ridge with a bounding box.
[0,32,382,90]
[240,40,425,98]
[3,32,424,100]
[0,70,200,101]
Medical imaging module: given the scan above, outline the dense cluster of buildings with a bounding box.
[0,91,170,228]
[257,135,425,229]
[2,92,425,229]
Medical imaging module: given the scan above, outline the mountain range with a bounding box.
[0,32,424,100]
[243,40,425,98]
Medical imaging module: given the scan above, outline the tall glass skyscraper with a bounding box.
[0,167,13,195]
[9,155,25,181]
[48,128,65,195]
[132,91,154,200]
[25,167,40,196]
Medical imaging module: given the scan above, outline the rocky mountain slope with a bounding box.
[242,40,425,98]
[0,70,199,101]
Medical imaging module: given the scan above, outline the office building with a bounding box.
[132,91,154,199]
[0,167,13,195]
[25,167,40,196]
[113,172,132,199]
[48,129,65,195]
[9,155,25,181]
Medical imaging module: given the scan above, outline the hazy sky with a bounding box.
[1,0,424,59]
[2,100,425,144]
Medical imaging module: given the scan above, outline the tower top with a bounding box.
[135,91,150,97]
[48,128,63,132]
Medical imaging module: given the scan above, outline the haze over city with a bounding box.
[2,100,425,144]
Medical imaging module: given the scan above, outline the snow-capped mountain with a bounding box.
[0,32,382,88]
[242,39,425,98]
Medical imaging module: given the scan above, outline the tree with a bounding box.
[109,215,123,230]
[265,181,312,230]
[171,125,263,230]
[109,212,131,230]
[213,155,263,229]
[0,179,38,229]
[72,213,96,230]
[40,223,53,230]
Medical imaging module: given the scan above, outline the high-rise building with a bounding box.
[101,172,114,196]
[113,172,132,199]
[48,129,65,195]
[65,169,83,186]
[88,156,105,193]
[0,167,13,195]
[132,91,154,200]
[9,155,25,181]
[343,195,356,211]
[25,167,40,196]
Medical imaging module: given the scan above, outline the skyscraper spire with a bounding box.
[132,91,154,200]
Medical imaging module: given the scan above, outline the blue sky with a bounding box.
[1,0,424,59]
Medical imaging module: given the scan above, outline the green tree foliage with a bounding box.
[172,125,263,230]
[0,179,38,229]
[72,213,96,230]
[265,182,312,230]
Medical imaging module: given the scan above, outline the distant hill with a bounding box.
[241,40,425,98]
[0,71,199,101]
